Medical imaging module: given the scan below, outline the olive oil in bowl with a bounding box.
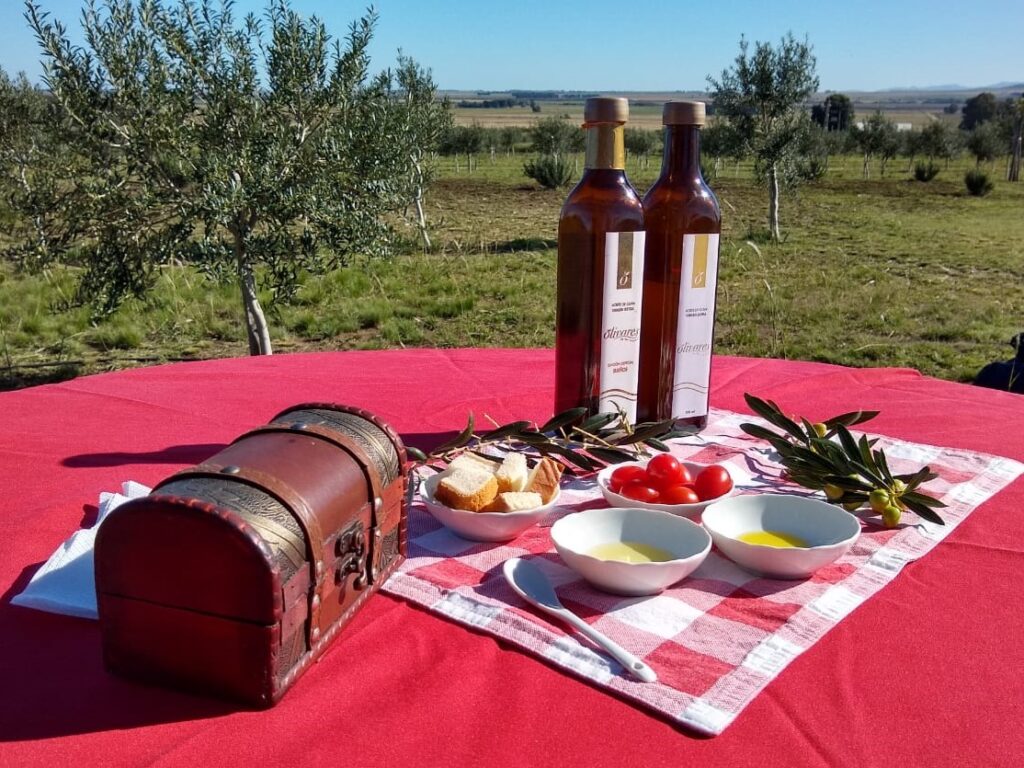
[587,541,676,563]
[701,494,861,579]
[736,530,809,548]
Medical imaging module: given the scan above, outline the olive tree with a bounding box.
[497,126,526,156]
[708,34,819,240]
[701,120,745,178]
[624,128,658,168]
[523,116,580,189]
[529,116,580,156]
[966,122,1005,167]
[1008,98,1023,182]
[0,67,77,265]
[917,121,962,167]
[851,112,901,178]
[439,124,485,155]
[19,0,449,354]
[396,56,453,250]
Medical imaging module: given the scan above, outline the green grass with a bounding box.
[1,153,1022,391]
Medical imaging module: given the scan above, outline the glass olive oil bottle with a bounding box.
[555,97,645,419]
[637,101,722,428]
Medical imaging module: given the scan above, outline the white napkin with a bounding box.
[12,481,152,620]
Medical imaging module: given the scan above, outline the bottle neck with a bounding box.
[661,125,702,181]
[585,124,626,170]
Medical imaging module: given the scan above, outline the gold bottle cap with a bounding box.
[663,100,706,126]
[584,97,629,125]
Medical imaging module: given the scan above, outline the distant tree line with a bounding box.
[508,90,597,101]
[804,90,1023,184]
[435,87,1022,202]
[456,98,531,109]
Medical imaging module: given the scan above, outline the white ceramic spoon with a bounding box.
[502,557,657,683]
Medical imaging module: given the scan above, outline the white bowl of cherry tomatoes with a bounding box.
[596,453,735,519]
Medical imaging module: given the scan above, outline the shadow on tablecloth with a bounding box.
[61,442,228,469]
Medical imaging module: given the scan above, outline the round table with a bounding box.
[2,349,1022,767]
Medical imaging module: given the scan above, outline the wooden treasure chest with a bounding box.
[95,403,408,707]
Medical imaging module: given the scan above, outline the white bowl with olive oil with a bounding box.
[550,507,712,596]
[701,494,861,579]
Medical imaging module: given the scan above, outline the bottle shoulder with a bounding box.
[560,170,645,231]
[642,177,721,228]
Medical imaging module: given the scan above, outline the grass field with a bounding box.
[2,153,1022,391]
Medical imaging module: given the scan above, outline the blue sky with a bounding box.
[2,0,1021,92]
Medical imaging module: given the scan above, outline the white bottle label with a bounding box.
[599,231,645,421]
[671,233,720,419]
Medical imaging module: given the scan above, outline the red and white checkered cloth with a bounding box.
[382,408,1024,735]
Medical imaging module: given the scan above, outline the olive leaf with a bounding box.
[740,422,792,451]
[801,417,820,441]
[899,496,945,525]
[539,407,587,434]
[588,446,641,464]
[824,410,880,430]
[822,474,874,492]
[405,446,428,462]
[836,424,860,459]
[431,412,475,454]
[535,442,597,471]
[897,467,940,492]
[901,490,946,508]
[744,394,804,440]
[579,412,619,433]
[614,419,678,445]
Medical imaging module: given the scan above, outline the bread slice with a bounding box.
[435,468,498,512]
[524,458,563,504]
[495,452,528,493]
[449,453,500,475]
[484,491,543,513]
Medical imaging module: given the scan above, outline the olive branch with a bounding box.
[405,407,697,474]
[739,393,946,527]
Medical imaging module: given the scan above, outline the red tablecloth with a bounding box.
[1,350,1022,767]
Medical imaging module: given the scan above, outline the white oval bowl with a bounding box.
[550,507,712,596]
[421,472,560,542]
[596,460,735,519]
[701,494,861,579]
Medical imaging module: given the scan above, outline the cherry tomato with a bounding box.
[660,484,700,505]
[609,465,646,492]
[646,453,689,487]
[649,467,694,492]
[693,465,733,501]
[620,481,660,503]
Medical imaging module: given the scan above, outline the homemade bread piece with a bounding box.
[484,491,543,513]
[524,458,563,504]
[495,452,528,493]
[448,453,500,475]
[435,469,498,512]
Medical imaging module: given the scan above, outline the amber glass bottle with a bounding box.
[636,101,721,428]
[555,97,645,419]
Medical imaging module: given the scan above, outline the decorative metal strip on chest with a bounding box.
[335,520,368,590]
